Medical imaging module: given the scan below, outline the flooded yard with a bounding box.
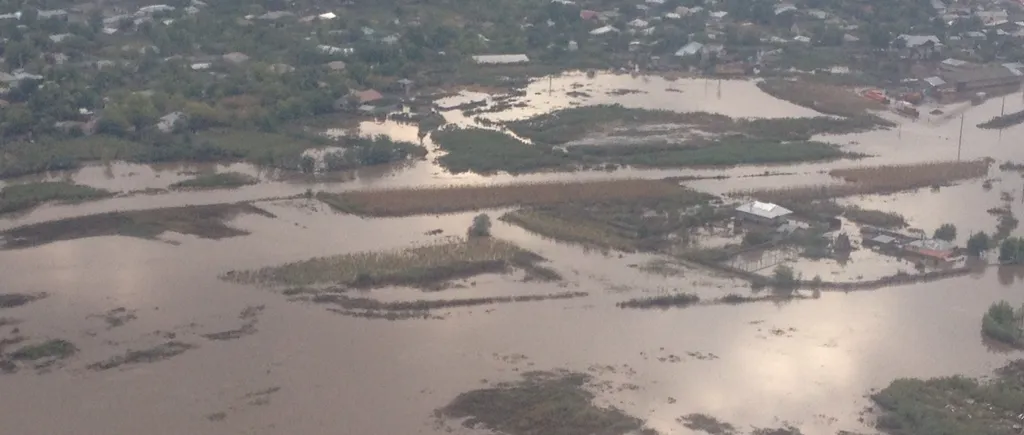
[4,73,1024,435]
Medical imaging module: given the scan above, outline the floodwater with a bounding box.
[2,199,1023,435]
[4,74,1024,435]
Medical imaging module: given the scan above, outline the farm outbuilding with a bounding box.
[735,201,792,225]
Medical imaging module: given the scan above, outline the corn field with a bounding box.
[318,179,686,216]
[736,160,990,202]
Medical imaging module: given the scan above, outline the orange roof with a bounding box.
[356,89,383,103]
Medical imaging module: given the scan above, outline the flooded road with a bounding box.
[4,74,1024,435]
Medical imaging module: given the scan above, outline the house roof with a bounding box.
[735,201,792,219]
[942,58,968,67]
[326,60,347,70]
[355,89,383,103]
[775,4,797,14]
[944,65,1022,84]
[907,239,956,252]
[896,34,941,47]
[870,235,897,244]
[589,25,619,35]
[628,18,649,28]
[675,41,704,56]
[472,54,530,64]
[923,76,946,87]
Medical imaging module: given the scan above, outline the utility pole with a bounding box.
[717,79,722,99]
[957,113,964,161]
[1002,96,1007,116]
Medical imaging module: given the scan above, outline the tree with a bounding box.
[933,223,957,242]
[966,232,991,256]
[999,237,1024,264]
[467,213,492,238]
[833,233,852,253]
[771,265,799,290]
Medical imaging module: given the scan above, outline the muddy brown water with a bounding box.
[4,75,1024,435]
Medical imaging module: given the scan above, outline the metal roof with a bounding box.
[675,42,704,56]
[471,54,530,65]
[735,201,793,219]
[923,76,946,87]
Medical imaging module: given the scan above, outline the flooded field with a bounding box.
[4,73,1024,435]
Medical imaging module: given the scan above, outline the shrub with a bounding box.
[982,301,1022,345]
[772,265,799,290]
[999,237,1024,264]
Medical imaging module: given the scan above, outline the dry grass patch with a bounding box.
[739,160,990,202]
[224,237,555,289]
[317,179,686,217]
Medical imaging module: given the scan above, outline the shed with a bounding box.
[589,25,619,36]
[326,60,347,71]
[735,201,792,225]
[943,66,1023,92]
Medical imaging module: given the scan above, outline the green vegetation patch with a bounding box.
[0,181,112,214]
[8,339,77,361]
[170,172,259,190]
[505,104,885,146]
[0,203,273,249]
[567,138,853,168]
[0,136,146,179]
[872,359,1024,435]
[432,126,568,174]
[439,370,656,435]
[223,237,552,289]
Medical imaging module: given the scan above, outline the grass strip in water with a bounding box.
[978,109,1024,129]
[87,341,194,371]
[223,237,554,288]
[169,172,258,190]
[0,203,273,249]
[0,292,47,309]
[840,205,908,228]
[438,370,657,435]
[7,339,77,361]
[316,179,686,217]
[0,181,112,214]
[617,293,700,309]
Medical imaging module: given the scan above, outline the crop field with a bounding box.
[223,237,551,288]
[316,179,689,217]
[738,160,990,202]
[501,209,639,252]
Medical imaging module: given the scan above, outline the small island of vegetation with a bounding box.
[981,300,1024,348]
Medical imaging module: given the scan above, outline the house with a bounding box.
[942,65,1023,92]
[628,19,648,28]
[268,63,294,74]
[137,4,174,15]
[735,201,793,225]
[318,45,346,55]
[793,35,812,43]
[156,111,185,133]
[774,4,797,15]
[258,11,294,20]
[579,10,598,20]
[49,33,72,43]
[37,9,68,20]
[191,62,211,70]
[895,34,941,48]
[354,89,383,104]
[318,12,336,20]
[863,234,899,249]
[589,25,619,36]
[675,42,704,57]
[709,11,728,19]
[222,52,249,63]
[381,35,400,45]
[904,238,957,261]
[940,58,970,70]
[326,60,347,71]
[472,54,530,65]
